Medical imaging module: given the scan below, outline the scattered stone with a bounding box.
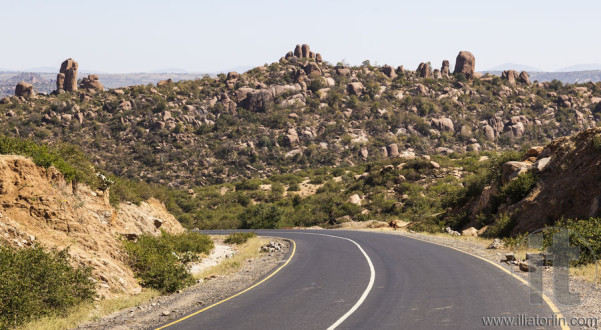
[162,311,171,316]
[487,238,505,249]
[347,82,364,96]
[445,227,461,236]
[80,74,104,92]
[261,241,285,252]
[347,194,362,206]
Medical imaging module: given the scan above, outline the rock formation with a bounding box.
[502,70,518,85]
[15,82,34,98]
[417,62,431,78]
[80,74,104,92]
[59,58,78,92]
[518,71,530,84]
[294,44,302,57]
[382,65,397,79]
[56,73,65,92]
[441,60,450,77]
[453,51,475,79]
[347,82,364,96]
[301,44,310,58]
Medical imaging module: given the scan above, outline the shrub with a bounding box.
[224,232,257,245]
[239,204,283,229]
[484,213,516,238]
[0,245,96,329]
[497,172,538,204]
[123,231,213,293]
[546,217,601,265]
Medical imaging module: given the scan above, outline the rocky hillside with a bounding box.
[1,46,601,190]
[0,155,184,297]
[458,127,601,235]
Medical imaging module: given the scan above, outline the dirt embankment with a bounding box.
[0,155,184,297]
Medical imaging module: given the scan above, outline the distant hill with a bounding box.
[485,63,543,72]
[151,68,190,73]
[555,64,601,72]
[528,71,601,84]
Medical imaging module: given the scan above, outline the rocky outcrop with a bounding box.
[80,74,104,92]
[518,71,530,84]
[441,60,450,77]
[502,70,518,85]
[301,44,310,58]
[417,62,431,78]
[382,65,397,79]
[59,58,78,92]
[15,81,34,98]
[157,79,173,87]
[56,73,65,92]
[453,51,475,79]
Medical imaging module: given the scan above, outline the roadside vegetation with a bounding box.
[224,232,257,245]
[122,231,214,293]
[0,244,96,329]
[195,236,264,280]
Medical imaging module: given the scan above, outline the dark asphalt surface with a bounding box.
[159,230,563,330]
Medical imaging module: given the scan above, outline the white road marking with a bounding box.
[279,232,376,330]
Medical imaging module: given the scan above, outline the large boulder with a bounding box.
[59,58,78,92]
[382,65,397,79]
[315,53,323,63]
[441,60,450,77]
[294,44,302,57]
[15,81,34,98]
[56,73,65,92]
[242,89,274,112]
[80,74,104,92]
[502,70,518,85]
[417,62,431,78]
[347,82,364,96]
[431,117,454,132]
[301,44,310,58]
[453,51,475,79]
[501,161,532,184]
[518,71,530,84]
[303,62,321,76]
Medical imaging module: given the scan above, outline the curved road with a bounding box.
[158,230,565,329]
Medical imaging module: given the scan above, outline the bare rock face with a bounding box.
[453,51,475,79]
[59,58,78,92]
[315,53,323,63]
[15,82,34,98]
[285,51,294,60]
[80,74,104,92]
[397,65,404,75]
[417,62,431,78]
[346,82,364,96]
[502,70,518,85]
[294,45,302,57]
[301,44,310,58]
[56,73,65,92]
[441,60,450,77]
[382,65,397,79]
[242,89,274,112]
[518,71,530,84]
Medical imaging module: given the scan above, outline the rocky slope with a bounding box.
[0,155,184,297]
[1,46,600,190]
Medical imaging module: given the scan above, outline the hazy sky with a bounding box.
[1,0,599,73]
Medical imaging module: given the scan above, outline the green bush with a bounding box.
[484,213,516,238]
[497,172,538,204]
[287,183,300,191]
[224,232,257,245]
[123,231,213,293]
[239,204,283,229]
[0,245,96,329]
[546,218,601,265]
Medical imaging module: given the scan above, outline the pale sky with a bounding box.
[1,0,599,73]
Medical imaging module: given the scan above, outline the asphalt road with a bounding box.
[158,230,565,330]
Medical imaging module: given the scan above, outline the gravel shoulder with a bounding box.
[76,237,290,330]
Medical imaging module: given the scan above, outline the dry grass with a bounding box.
[570,262,600,284]
[195,236,265,280]
[18,289,160,330]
